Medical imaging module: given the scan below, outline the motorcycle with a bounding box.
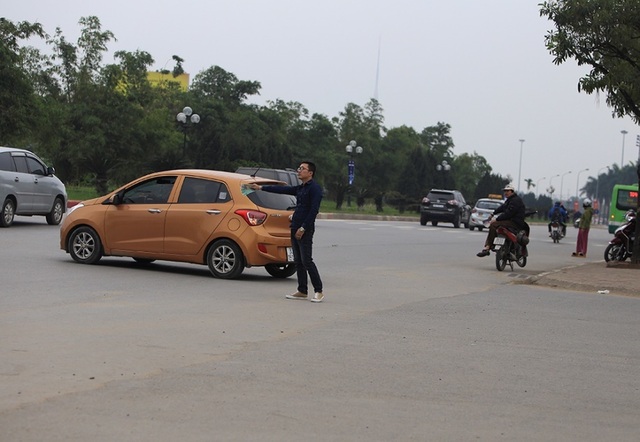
[489,210,537,271]
[604,210,636,262]
[550,221,563,243]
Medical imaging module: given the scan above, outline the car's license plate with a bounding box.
[286,247,294,262]
[432,204,444,208]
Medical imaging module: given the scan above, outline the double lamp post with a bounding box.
[345,140,363,207]
[176,106,200,156]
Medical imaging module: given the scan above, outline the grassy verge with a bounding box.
[320,200,418,217]
[66,185,98,201]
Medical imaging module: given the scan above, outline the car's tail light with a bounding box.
[448,199,459,206]
[235,209,267,226]
[422,197,430,204]
[471,208,477,213]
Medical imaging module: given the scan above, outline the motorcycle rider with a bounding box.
[547,201,568,237]
[476,184,526,257]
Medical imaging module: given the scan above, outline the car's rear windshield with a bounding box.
[428,192,454,201]
[244,184,297,211]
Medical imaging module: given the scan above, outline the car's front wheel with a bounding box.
[207,239,245,279]
[265,263,296,278]
[1,198,15,227]
[69,226,103,264]
[46,197,65,225]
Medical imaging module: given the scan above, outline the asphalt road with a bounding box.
[1,217,639,441]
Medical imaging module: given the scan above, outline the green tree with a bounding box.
[0,19,45,145]
[452,152,492,202]
[541,0,640,262]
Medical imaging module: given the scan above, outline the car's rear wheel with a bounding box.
[265,263,296,278]
[453,214,461,228]
[431,221,438,226]
[69,226,103,264]
[1,198,15,227]
[207,239,245,279]
[477,226,484,232]
[46,197,65,225]
[420,214,428,226]
[469,226,475,231]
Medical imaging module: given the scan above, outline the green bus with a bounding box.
[608,183,638,233]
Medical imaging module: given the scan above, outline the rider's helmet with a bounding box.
[554,201,561,206]
[583,198,592,208]
[625,209,636,221]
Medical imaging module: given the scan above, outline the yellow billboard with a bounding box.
[147,72,190,91]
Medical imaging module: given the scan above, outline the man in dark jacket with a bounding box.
[250,161,324,302]
[476,184,526,257]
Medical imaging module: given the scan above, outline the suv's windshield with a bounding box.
[477,200,502,210]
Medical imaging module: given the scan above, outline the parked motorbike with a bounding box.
[604,209,636,262]
[550,221,563,243]
[489,210,537,271]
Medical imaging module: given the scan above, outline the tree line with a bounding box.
[1,12,637,216]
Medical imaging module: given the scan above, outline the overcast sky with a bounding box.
[5,0,638,199]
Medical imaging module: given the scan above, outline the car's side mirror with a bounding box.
[110,192,124,206]
[47,166,56,176]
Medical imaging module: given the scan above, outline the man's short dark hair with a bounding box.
[302,161,316,175]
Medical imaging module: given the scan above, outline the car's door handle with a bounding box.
[206,210,221,215]
[148,208,162,213]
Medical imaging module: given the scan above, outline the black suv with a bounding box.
[235,167,301,186]
[420,189,471,228]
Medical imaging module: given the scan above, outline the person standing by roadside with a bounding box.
[572,198,593,257]
[250,161,324,303]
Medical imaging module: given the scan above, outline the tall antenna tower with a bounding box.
[374,36,381,100]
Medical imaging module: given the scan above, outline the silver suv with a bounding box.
[0,147,67,227]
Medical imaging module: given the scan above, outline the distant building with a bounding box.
[147,72,190,91]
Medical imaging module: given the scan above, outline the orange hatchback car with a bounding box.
[60,170,297,279]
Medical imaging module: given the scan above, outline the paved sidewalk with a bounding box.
[523,260,639,297]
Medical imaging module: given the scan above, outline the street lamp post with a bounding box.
[436,160,451,188]
[575,168,589,202]
[536,177,546,196]
[345,140,363,207]
[595,166,610,224]
[548,173,560,197]
[560,171,572,202]
[517,139,525,193]
[620,129,628,167]
[176,106,200,156]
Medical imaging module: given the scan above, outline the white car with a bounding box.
[0,146,67,227]
[468,197,504,231]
